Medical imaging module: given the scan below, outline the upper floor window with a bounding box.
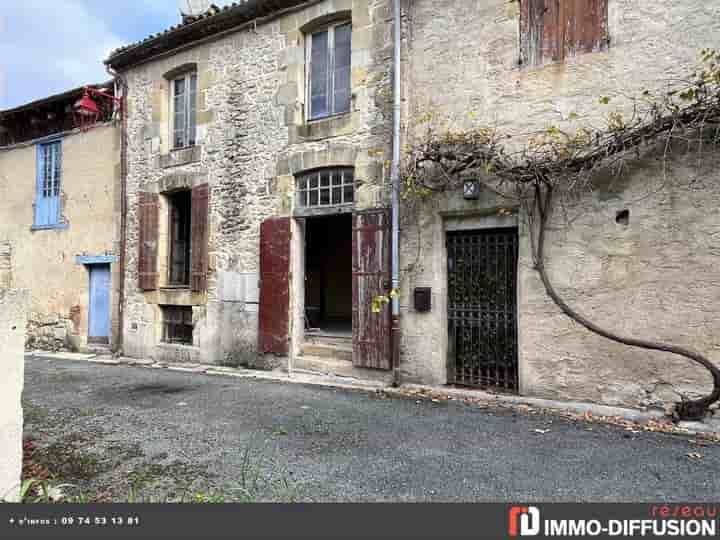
[307,21,352,121]
[297,168,355,209]
[34,140,62,228]
[520,0,608,67]
[172,72,197,149]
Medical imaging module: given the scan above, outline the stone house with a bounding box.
[106,0,720,412]
[0,85,123,352]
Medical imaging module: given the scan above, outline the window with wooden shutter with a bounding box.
[138,192,159,291]
[520,0,608,67]
[190,184,209,292]
[34,140,62,228]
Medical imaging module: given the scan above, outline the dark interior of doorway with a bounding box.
[305,213,352,337]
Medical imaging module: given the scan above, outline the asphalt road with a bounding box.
[22,355,720,502]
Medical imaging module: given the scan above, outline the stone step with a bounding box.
[303,334,352,347]
[300,342,353,361]
[293,355,355,377]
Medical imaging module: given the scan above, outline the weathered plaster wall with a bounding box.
[121,0,393,366]
[0,288,28,502]
[399,0,720,409]
[0,125,122,351]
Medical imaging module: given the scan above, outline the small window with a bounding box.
[171,72,197,149]
[168,191,192,286]
[162,306,193,345]
[307,21,352,121]
[297,168,354,208]
[34,140,62,227]
[520,0,608,67]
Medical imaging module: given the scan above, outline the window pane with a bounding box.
[310,30,329,119]
[333,23,352,115]
[343,183,354,203]
[52,143,61,196]
[309,174,319,189]
[309,190,319,206]
[332,186,342,205]
[320,170,330,186]
[174,78,185,97]
[320,188,330,205]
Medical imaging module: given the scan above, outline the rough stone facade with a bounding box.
[398,0,720,410]
[116,0,720,412]
[120,0,393,368]
[0,288,28,502]
[0,124,122,352]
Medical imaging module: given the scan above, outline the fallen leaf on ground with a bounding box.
[533,429,551,434]
[687,452,703,460]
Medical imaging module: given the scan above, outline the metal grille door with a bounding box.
[447,228,519,392]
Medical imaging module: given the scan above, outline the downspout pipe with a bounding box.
[106,64,127,356]
[390,0,401,386]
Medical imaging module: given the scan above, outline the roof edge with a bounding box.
[106,0,311,71]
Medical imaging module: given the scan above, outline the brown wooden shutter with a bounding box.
[257,217,291,354]
[138,192,159,291]
[521,0,607,66]
[352,210,392,371]
[191,183,210,293]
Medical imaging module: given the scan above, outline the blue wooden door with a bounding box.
[89,265,111,342]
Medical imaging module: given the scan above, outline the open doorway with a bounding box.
[304,213,352,337]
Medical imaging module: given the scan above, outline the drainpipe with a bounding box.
[390,0,401,386]
[106,65,127,356]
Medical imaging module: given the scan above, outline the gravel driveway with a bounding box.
[22,355,720,502]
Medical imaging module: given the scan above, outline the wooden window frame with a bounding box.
[305,20,352,122]
[166,190,192,288]
[170,72,198,150]
[161,305,194,345]
[296,167,355,210]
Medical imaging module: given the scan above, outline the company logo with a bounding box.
[509,506,541,537]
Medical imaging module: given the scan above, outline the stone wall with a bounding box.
[0,288,28,502]
[398,0,720,409]
[121,0,393,367]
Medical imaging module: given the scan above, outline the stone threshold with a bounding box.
[25,351,720,439]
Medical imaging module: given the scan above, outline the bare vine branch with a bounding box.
[402,50,720,420]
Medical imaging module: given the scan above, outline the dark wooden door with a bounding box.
[447,228,519,392]
[258,217,291,354]
[352,210,391,370]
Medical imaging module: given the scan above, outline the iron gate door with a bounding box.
[447,228,519,392]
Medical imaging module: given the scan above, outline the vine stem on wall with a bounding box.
[532,183,720,421]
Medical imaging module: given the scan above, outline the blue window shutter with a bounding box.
[35,144,47,226]
[33,141,62,227]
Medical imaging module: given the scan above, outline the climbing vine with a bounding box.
[401,50,720,421]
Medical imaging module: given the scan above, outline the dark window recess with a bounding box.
[297,168,354,208]
[520,0,608,67]
[162,306,194,345]
[168,191,192,286]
